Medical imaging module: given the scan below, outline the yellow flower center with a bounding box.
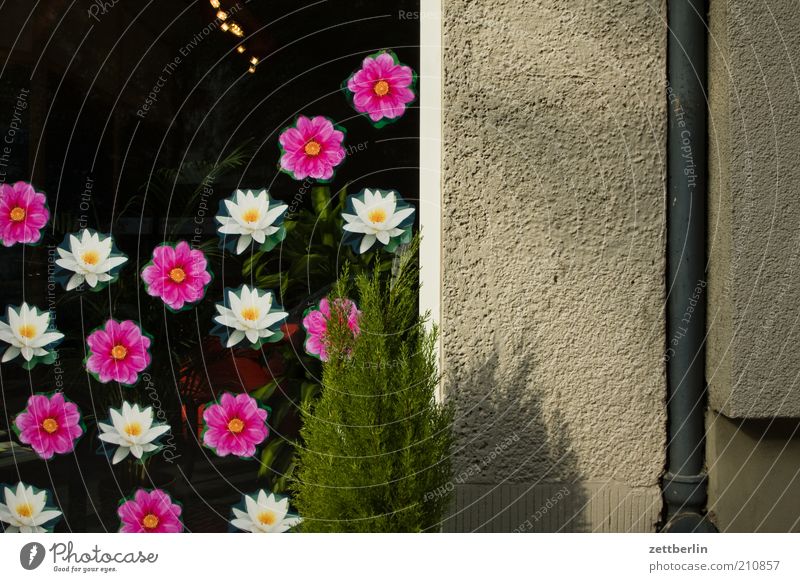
[18,324,36,339]
[10,206,26,222]
[111,344,128,360]
[258,510,277,526]
[304,140,321,156]
[241,307,259,321]
[42,418,59,434]
[368,208,387,224]
[168,267,186,283]
[81,250,100,265]
[124,422,142,437]
[242,208,260,223]
[16,503,33,518]
[142,514,159,529]
[227,418,245,434]
[373,80,390,96]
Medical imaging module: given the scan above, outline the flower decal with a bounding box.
[0,482,62,533]
[202,393,269,458]
[342,188,415,254]
[141,241,212,312]
[98,402,171,464]
[302,297,360,362]
[0,302,64,369]
[14,393,83,460]
[278,115,345,182]
[212,285,287,349]
[118,489,183,533]
[0,181,49,247]
[344,51,416,127]
[216,189,288,255]
[230,489,302,533]
[54,229,128,291]
[86,319,152,386]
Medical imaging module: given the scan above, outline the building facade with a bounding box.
[440,0,800,532]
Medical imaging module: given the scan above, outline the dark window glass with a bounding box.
[0,0,420,532]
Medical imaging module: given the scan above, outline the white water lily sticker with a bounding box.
[230,489,302,533]
[0,482,62,533]
[54,228,128,291]
[0,303,63,369]
[97,402,171,464]
[216,189,288,255]
[342,188,415,254]
[212,285,287,349]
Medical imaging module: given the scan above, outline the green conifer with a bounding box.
[293,239,454,532]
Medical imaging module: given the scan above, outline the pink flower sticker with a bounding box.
[118,489,183,533]
[278,115,346,182]
[86,319,152,386]
[302,297,361,361]
[345,51,416,127]
[202,393,269,458]
[14,392,83,460]
[0,181,49,247]
[141,241,212,311]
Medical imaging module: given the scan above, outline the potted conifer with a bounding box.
[293,239,454,532]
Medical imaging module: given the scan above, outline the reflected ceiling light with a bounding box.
[217,10,228,20]
[237,45,246,53]
[248,66,256,74]
[249,56,258,65]
[210,0,220,8]
[220,22,229,31]
[228,22,244,37]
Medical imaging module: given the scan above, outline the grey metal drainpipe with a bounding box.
[661,0,717,533]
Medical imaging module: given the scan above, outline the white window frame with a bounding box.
[419,0,443,385]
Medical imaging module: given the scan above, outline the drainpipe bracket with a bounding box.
[662,471,708,512]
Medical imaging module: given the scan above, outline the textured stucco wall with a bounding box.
[706,0,800,533]
[707,0,800,418]
[441,1,667,531]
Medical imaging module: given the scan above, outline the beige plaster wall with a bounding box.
[440,0,667,531]
[707,0,800,419]
[706,0,800,532]
[707,412,800,532]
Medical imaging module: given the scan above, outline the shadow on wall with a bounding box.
[441,345,587,532]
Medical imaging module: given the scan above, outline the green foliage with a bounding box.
[293,238,454,532]
[244,184,398,495]
[242,185,394,308]
[119,140,256,226]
